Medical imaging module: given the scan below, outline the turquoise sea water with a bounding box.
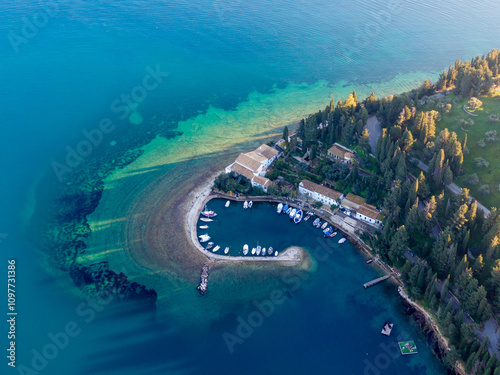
[1,0,500,374]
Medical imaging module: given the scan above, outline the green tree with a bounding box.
[389,225,409,263]
[283,125,289,141]
[359,128,371,154]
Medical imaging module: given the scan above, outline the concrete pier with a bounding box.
[363,274,392,289]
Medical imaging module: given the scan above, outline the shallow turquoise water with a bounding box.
[1,0,499,374]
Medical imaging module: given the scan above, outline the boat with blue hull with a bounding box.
[294,209,303,224]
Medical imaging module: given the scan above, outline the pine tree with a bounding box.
[283,125,289,141]
[389,226,409,263]
[442,275,450,301]
[395,153,407,181]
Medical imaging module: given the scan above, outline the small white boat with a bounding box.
[243,244,249,255]
[200,218,213,222]
[251,247,256,255]
[243,200,248,209]
[268,247,273,255]
[201,210,217,218]
[277,203,283,214]
[199,234,211,243]
[224,247,229,254]
[313,218,320,226]
[274,251,278,257]
[213,245,220,252]
[248,201,253,208]
[225,200,230,207]
[256,246,261,255]
[321,222,328,230]
[289,208,297,219]
[331,231,337,237]
[262,248,266,256]
[338,238,346,244]
[199,225,209,229]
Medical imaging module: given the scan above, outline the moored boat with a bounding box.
[277,203,283,214]
[338,238,346,244]
[268,247,273,255]
[201,210,217,218]
[200,218,213,222]
[243,200,248,209]
[256,245,261,255]
[224,247,229,254]
[274,251,278,256]
[199,225,209,229]
[261,248,266,256]
[313,218,320,227]
[248,201,253,208]
[199,234,211,243]
[366,258,374,264]
[251,247,256,255]
[206,242,214,250]
[225,200,230,207]
[289,208,297,219]
[243,244,249,255]
[283,204,289,214]
[213,245,220,252]
[294,209,303,224]
[321,222,328,230]
[330,231,337,237]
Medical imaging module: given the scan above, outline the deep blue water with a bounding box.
[1,1,500,374]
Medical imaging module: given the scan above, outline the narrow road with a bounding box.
[410,158,491,217]
[364,116,382,154]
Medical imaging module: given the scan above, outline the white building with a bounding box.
[225,144,280,192]
[298,179,344,207]
[355,203,384,228]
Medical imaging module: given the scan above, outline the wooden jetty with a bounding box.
[197,264,210,295]
[363,274,392,289]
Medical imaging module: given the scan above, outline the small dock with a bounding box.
[197,264,210,295]
[364,274,392,289]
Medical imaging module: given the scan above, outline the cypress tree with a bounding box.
[283,125,289,141]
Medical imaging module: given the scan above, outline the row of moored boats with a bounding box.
[242,244,278,257]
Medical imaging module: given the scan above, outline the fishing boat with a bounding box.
[251,247,256,255]
[289,208,297,219]
[277,203,283,214]
[248,201,253,208]
[256,245,261,255]
[225,200,230,207]
[294,209,303,224]
[274,251,278,257]
[261,248,266,256]
[313,218,320,227]
[243,200,248,209]
[324,227,333,237]
[283,204,289,214]
[224,247,229,254]
[338,238,346,244]
[201,210,217,218]
[243,244,249,255]
[268,247,273,255]
[206,242,214,250]
[213,245,220,252]
[199,225,209,229]
[200,218,213,222]
[321,222,328,230]
[199,234,211,243]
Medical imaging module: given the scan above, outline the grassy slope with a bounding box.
[431,92,500,209]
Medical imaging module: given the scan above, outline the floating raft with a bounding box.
[381,322,393,336]
[398,341,418,355]
[197,264,210,295]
